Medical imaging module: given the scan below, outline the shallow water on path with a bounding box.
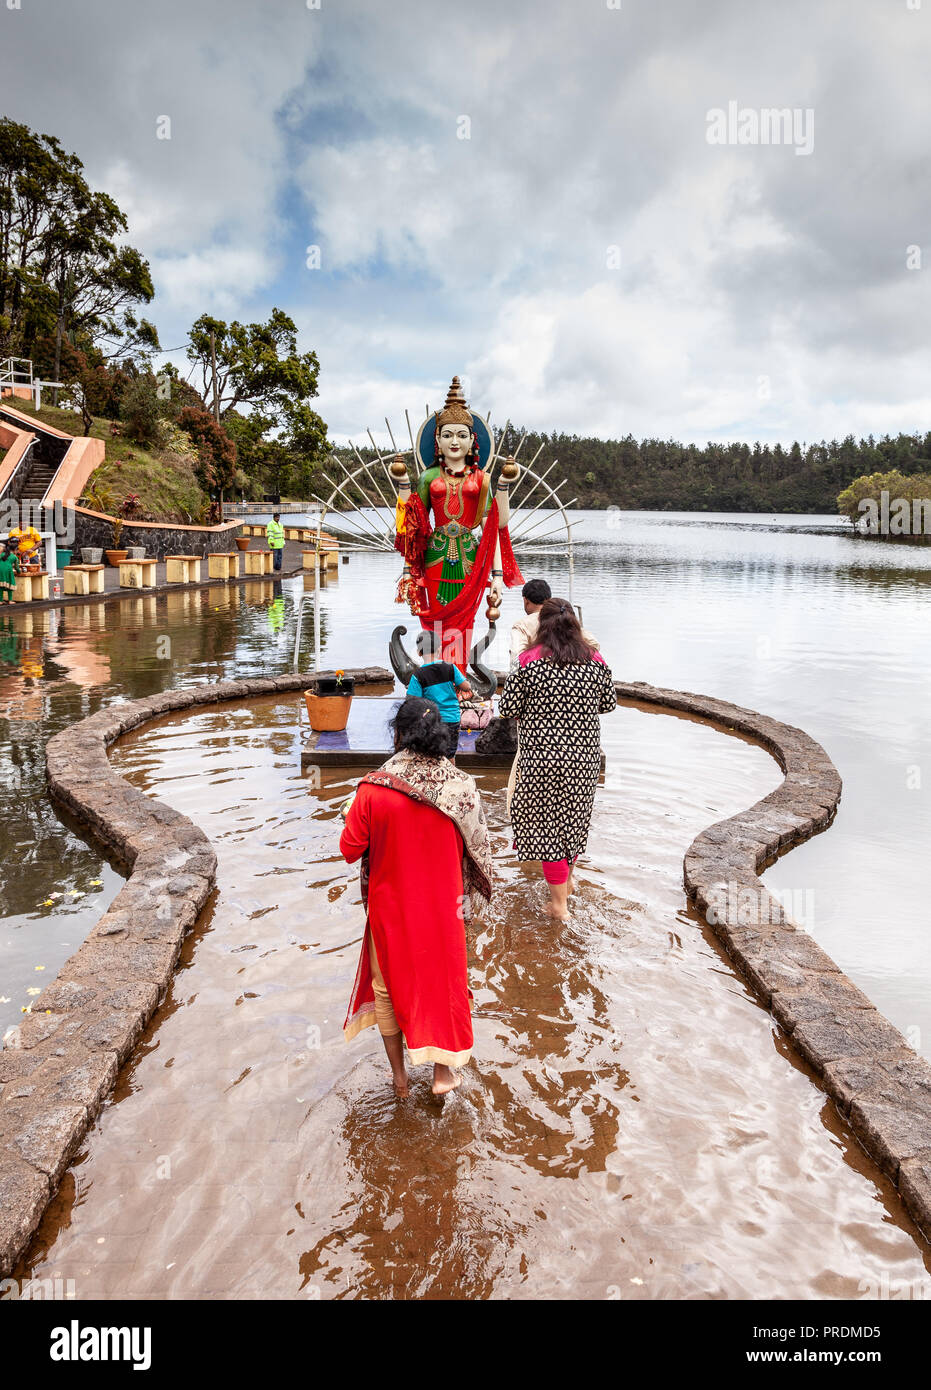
[16,695,931,1300]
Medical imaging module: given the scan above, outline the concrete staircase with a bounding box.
[0,408,71,505]
[17,451,60,503]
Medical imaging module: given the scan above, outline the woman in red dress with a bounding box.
[341,697,493,1097]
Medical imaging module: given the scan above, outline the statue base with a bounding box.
[389,622,499,700]
[301,695,513,769]
[300,696,604,773]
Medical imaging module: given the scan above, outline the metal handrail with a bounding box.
[223,501,320,516]
[0,438,37,503]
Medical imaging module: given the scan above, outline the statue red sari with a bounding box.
[393,377,523,669]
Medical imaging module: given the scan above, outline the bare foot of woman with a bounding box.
[383,1032,409,1097]
[546,881,570,921]
[432,1064,461,1095]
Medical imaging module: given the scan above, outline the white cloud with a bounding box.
[2,0,930,446]
[151,248,279,316]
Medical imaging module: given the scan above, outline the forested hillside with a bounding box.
[492,428,931,513]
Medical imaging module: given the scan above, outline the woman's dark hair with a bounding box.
[522,578,551,605]
[536,597,593,665]
[390,696,450,758]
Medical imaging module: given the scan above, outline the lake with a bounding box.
[1,509,929,1064]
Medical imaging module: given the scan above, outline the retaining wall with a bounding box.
[72,508,244,561]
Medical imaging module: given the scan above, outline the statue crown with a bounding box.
[436,376,473,429]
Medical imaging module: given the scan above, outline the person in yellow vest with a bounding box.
[266,512,285,572]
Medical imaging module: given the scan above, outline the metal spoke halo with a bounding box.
[316,420,573,556]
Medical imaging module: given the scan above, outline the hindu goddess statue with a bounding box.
[391,377,524,669]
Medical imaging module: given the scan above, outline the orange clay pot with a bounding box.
[304,691,353,732]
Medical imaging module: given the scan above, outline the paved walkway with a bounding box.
[10,541,313,612]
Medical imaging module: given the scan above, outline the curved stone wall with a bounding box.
[0,673,928,1275]
[616,680,931,1242]
[0,668,391,1276]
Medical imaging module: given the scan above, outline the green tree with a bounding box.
[120,375,163,448]
[41,187,158,385]
[186,308,323,427]
[153,360,205,418]
[281,399,329,496]
[0,118,81,355]
[0,117,157,371]
[223,409,276,496]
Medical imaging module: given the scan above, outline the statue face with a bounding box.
[438,424,473,469]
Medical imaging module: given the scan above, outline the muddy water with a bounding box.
[16,695,931,1299]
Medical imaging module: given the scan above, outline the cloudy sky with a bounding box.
[2,0,930,447]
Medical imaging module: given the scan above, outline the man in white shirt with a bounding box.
[510,579,599,667]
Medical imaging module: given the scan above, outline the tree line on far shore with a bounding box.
[327,426,931,520]
[490,427,931,515]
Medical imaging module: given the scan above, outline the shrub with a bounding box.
[837,471,931,525]
[178,406,237,498]
[159,420,199,460]
[119,376,164,447]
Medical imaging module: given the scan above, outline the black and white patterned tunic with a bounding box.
[498,653,616,863]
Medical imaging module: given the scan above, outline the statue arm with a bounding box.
[489,534,504,608]
[392,461,436,517]
[416,471,433,508]
[389,457,412,585]
[488,456,520,607]
[389,454,415,513]
[494,457,518,528]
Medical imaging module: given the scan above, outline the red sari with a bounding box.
[341,781,474,1065]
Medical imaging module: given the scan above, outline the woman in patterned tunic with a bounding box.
[498,598,616,921]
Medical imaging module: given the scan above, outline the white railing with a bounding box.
[223,501,320,516]
[0,359,71,409]
[0,358,35,391]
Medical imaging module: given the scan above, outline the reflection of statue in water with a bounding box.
[390,377,523,690]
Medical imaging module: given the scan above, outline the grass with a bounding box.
[2,398,208,522]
